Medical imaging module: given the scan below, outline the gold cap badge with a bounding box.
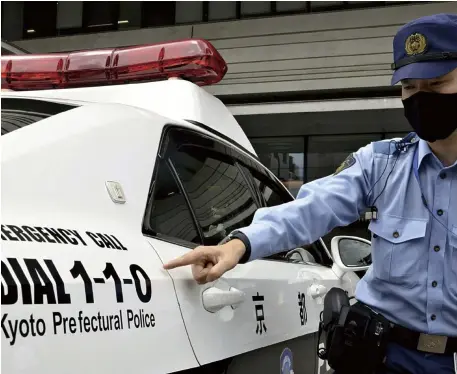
[405,33,427,55]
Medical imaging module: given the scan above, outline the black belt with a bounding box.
[389,323,457,355]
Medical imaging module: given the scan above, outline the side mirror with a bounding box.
[331,236,371,278]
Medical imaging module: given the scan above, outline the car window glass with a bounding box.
[1,98,76,135]
[147,160,201,245]
[170,144,258,246]
[254,173,292,207]
[238,163,293,207]
[241,164,334,266]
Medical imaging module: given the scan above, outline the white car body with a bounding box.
[2,75,365,374]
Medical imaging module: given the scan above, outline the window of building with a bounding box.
[146,159,202,246]
[9,0,431,40]
[347,1,383,4]
[56,1,83,35]
[118,1,142,29]
[310,1,394,12]
[208,1,237,21]
[251,137,305,197]
[82,1,119,32]
[2,1,25,41]
[310,1,345,12]
[142,1,176,27]
[170,143,258,246]
[23,1,57,39]
[175,1,203,24]
[307,134,382,182]
[276,1,308,13]
[240,1,272,17]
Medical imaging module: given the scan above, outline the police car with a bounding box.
[1,39,372,374]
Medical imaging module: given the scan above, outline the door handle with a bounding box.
[308,284,328,299]
[202,286,245,313]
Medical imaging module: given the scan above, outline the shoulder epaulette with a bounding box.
[372,132,419,155]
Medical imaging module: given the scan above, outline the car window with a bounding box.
[144,127,261,247]
[146,159,202,246]
[240,164,334,266]
[1,98,76,135]
[170,144,258,246]
[247,168,293,207]
[144,126,334,267]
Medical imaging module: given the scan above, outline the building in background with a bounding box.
[2,1,452,243]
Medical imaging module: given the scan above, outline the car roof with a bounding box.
[1,39,30,55]
[2,79,256,155]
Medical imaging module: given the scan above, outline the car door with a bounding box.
[238,160,343,374]
[143,126,344,374]
[0,105,200,374]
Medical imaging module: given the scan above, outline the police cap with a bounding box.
[391,13,457,85]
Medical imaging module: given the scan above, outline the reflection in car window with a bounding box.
[147,160,201,245]
[1,98,75,135]
[171,145,258,246]
[249,170,293,207]
[240,164,332,266]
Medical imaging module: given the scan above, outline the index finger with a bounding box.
[163,250,201,270]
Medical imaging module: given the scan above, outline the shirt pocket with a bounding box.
[368,215,427,288]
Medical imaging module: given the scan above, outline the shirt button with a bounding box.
[437,209,444,216]
[440,173,447,179]
[373,234,378,239]
[432,281,438,287]
[393,231,400,239]
[434,246,440,252]
[431,314,436,321]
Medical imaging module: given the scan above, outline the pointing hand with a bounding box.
[163,240,246,284]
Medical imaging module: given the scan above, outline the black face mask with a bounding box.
[402,91,457,142]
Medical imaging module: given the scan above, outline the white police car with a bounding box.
[1,39,371,374]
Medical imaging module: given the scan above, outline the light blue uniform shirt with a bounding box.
[238,133,457,336]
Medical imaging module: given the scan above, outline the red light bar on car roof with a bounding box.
[1,38,228,91]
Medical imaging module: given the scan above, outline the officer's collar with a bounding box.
[417,138,433,169]
[399,132,433,169]
[394,132,446,169]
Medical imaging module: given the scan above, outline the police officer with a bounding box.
[164,13,457,374]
